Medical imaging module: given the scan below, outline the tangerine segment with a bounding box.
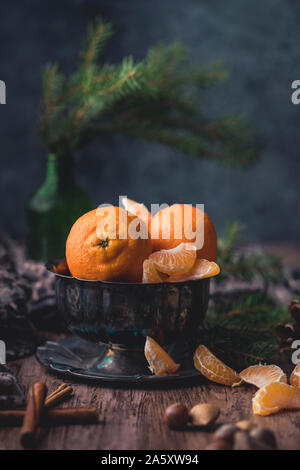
[120,197,151,229]
[144,336,180,376]
[252,382,300,416]
[149,243,197,276]
[193,345,243,387]
[290,364,300,388]
[168,259,220,283]
[239,365,287,389]
[142,260,164,284]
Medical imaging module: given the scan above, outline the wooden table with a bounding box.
[1,243,300,451]
[1,352,299,450]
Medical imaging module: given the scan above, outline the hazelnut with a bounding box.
[164,403,189,429]
[205,439,232,450]
[234,430,252,450]
[213,423,237,446]
[250,426,277,449]
[236,420,257,432]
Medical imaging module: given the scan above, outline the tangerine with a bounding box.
[151,204,217,261]
[66,207,152,282]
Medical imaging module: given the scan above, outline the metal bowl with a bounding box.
[46,260,210,349]
[38,260,212,383]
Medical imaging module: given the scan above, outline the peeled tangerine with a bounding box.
[144,336,180,376]
[120,197,152,230]
[193,345,242,387]
[149,243,197,276]
[239,364,287,389]
[252,382,300,416]
[143,247,220,283]
[142,260,164,284]
[168,259,220,283]
[290,363,300,388]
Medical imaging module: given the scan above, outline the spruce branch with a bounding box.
[217,221,283,284]
[199,322,280,370]
[39,63,64,149]
[209,292,289,330]
[38,17,260,163]
[80,17,113,68]
[200,222,288,370]
[200,291,289,370]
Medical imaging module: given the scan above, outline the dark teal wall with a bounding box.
[1,0,300,241]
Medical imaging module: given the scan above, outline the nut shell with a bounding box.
[164,403,189,429]
[189,403,220,427]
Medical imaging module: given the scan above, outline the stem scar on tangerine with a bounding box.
[99,238,109,248]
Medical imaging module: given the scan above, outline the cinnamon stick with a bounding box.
[0,408,99,427]
[46,383,68,400]
[20,382,47,448]
[44,384,73,409]
[44,408,99,425]
[0,410,24,426]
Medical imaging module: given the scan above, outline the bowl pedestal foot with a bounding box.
[96,344,150,377]
[36,336,200,384]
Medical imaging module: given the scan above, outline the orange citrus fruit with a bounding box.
[66,207,152,282]
[149,243,197,276]
[252,382,300,416]
[239,365,287,389]
[120,197,152,231]
[53,260,68,275]
[290,364,300,388]
[144,336,180,376]
[142,260,164,284]
[168,259,220,283]
[151,204,217,261]
[193,345,242,386]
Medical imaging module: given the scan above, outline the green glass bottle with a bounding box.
[26,153,92,261]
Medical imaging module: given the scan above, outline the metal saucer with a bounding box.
[36,336,201,384]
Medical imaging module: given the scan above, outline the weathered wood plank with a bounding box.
[0,354,300,450]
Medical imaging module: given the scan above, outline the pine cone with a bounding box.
[289,299,300,326]
[274,299,300,353]
[274,323,296,352]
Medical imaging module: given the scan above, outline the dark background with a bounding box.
[0,0,299,242]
